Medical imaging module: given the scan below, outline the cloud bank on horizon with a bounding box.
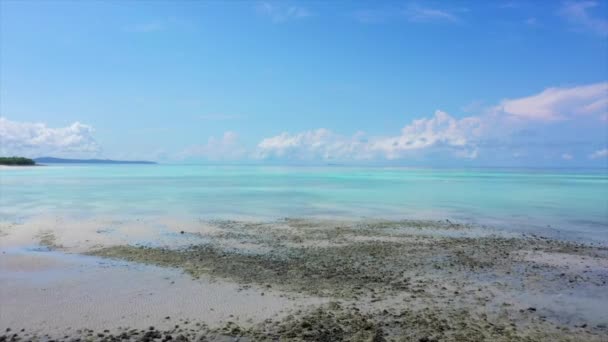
[1,82,606,165]
[0,118,100,158]
[1,1,606,166]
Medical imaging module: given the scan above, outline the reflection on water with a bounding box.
[1,164,606,242]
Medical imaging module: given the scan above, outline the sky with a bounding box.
[0,0,607,167]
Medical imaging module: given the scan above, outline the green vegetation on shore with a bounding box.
[0,156,36,166]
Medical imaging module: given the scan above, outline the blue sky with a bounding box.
[1,1,607,166]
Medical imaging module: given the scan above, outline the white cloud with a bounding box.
[256,111,481,161]
[456,148,479,159]
[256,128,371,160]
[255,82,607,162]
[256,2,311,23]
[589,148,608,159]
[369,110,481,159]
[404,4,460,23]
[180,131,246,161]
[495,82,608,121]
[559,1,608,36]
[0,117,99,157]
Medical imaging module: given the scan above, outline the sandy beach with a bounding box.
[1,217,607,341]
[3,0,608,339]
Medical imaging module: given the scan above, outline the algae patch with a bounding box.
[83,218,608,341]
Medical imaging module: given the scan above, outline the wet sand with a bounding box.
[1,217,607,341]
[0,249,323,336]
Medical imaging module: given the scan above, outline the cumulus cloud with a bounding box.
[589,148,608,159]
[255,82,607,162]
[494,82,608,121]
[256,2,311,23]
[256,111,481,161]
[559,1,608,36]
[370,110,482,159]
[180,131,246,161]
[256,129,371,160]
[0,117,99,157]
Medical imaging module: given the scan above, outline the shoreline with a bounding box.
[1,218,607,341]
[0,164,45,169]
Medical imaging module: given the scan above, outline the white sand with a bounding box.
[0,216,220,253]
[0,248,326,335]
[516,250,608,271]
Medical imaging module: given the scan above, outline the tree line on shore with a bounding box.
[0,157,36,165]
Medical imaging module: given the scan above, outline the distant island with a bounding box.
[34,157,157,165]
[0,156,37,166]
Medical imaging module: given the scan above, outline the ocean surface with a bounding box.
[1,164,606,243]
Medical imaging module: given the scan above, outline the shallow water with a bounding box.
[0,164,606,242]
[0,245,317,334]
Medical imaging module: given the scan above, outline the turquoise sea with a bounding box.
[1,164,606,243]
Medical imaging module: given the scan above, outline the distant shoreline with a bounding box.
[0,164,44,168]
[0,164,44,167]
[34,157,157,165]
[0,156,37,166]
[0,156,157,166]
